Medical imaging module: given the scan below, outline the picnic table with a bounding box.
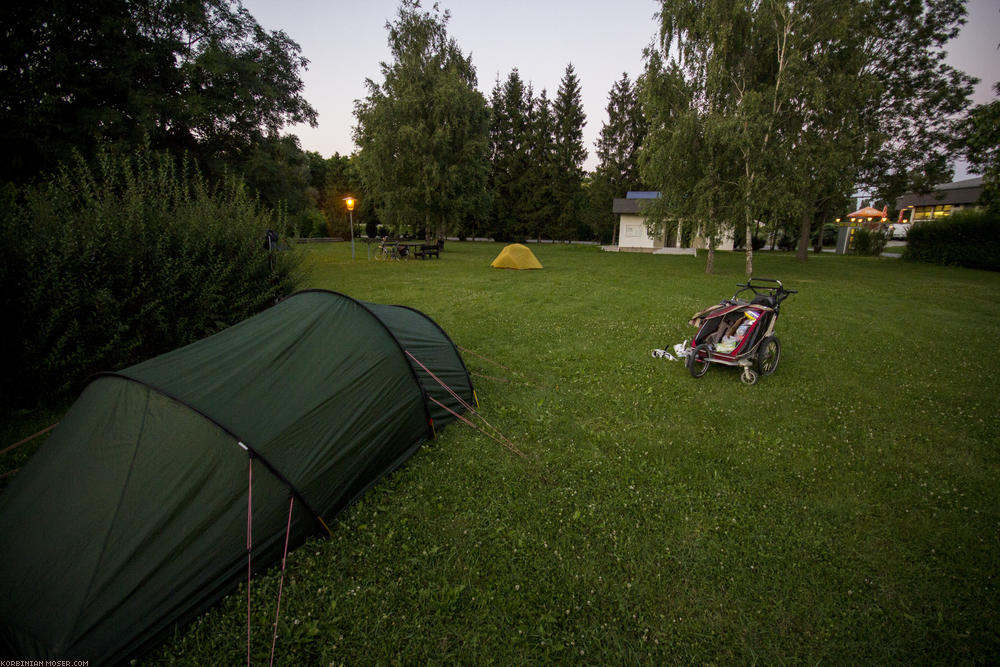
[375,238,444,260]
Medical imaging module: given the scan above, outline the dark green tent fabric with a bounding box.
[0,290,473,664]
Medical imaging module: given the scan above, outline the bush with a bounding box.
[812,223,837,247]
[778,234,797,251]
[904,209,1000,271]
[851,227,888,256]
[301,208,330,238]
[0,146,303,409]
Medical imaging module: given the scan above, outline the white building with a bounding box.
[609,191,735,253]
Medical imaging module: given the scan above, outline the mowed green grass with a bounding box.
[10,241,999,664]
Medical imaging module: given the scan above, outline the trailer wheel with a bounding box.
[688,344,711,378]
[741,367,759,385]
[756,336,781,376]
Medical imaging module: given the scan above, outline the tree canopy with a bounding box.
[354,0,490,239]
[961,82,1000,214]
[642,0,975,273]
[551,64,588,239]
[0,0,317,184]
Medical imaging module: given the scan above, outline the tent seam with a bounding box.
[70,382,152,646]
[292,289,437,439]
[87,372,326,531]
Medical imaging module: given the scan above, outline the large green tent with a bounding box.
[0,290,474,663]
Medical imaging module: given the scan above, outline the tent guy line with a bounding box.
[404,350,525,458]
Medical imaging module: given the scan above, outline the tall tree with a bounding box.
[651,0,974,272]
[596,73,647,197]
[794,0,975,259]
[862,0,976,200]
[551,63,587,239]
[639,40,740,273]
[0,0,317,183]
[354,0,490,240]
[526,89,559,241]
[659,0,803,276]
[488,69,533,240]
[959,82,1000,214]
[593,72,648,246]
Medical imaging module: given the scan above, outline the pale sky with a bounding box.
[242,0,1000,176]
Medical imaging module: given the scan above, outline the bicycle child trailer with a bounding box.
[681,278,796,385]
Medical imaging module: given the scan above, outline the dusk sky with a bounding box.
[242,0,1000,176]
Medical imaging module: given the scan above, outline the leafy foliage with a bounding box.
[960,82,1000,214]
[354,0,490,240]
[644,0,975,273]
[313,153,369,240]
[849,227,889,257]
[0,0,317,185]
[639,51,739,273]
[0,146,302,409]
[904,209,1000,271]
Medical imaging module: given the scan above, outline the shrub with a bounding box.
[0,146,303,409]
[851,227,888,256]
[904,209,1000,271]
[812,223,837,247]
[300,207,330,238]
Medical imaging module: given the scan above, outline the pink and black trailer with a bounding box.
[682,278,796,385]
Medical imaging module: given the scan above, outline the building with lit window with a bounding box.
[894,176,984,222]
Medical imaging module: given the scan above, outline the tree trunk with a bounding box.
[795,210,811,261]
[744,208,754,276]
[812,215,824,253]
[705,244,715,274]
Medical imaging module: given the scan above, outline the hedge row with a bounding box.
[0,147,303,409]
[904,210,1000,271]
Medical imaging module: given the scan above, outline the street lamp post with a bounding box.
[345,196,356,259]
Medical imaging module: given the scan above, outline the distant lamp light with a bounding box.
[344,196,356,258]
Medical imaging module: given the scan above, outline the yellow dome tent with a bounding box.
[490,243,543,270]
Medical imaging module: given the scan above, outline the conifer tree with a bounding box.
[596,73,647,197]
[527,89,558,240]
[551,63,587,239]
[488,69,533,239]
[594,72,648,244]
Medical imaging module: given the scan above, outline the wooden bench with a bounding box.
[413,241,441,259]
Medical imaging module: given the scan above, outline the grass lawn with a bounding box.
[7,241,1000,664]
